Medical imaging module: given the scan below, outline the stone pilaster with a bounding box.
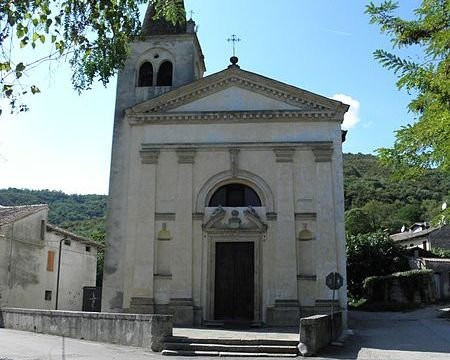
[130,149,159,313]
[171,148,196,325]
[229,148,240,177]
[267,148,299,325]
[312,146,337,301]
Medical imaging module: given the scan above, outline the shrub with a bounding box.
[346,231,409,299]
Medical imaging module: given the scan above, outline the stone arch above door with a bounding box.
[196,170,275,213]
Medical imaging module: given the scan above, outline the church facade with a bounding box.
[102,2,349,326]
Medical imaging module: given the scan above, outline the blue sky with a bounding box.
[0,0,421,194]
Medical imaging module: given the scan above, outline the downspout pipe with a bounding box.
[55,237,67,310]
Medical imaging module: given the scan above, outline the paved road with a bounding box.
[1,305,449,359]
[319,304,450,360]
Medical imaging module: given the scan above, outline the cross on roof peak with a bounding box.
[227,34,241,57]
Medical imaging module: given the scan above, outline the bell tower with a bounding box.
[116,0,205,112]
[102,0,205,313]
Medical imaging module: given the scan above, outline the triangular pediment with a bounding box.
[129,67,349,116]
[168,86,302,112]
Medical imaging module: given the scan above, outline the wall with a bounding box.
[410,257,450,300]
[364,270,435,305]
[0,210,48,309]
[1,308,173,352]
[430,226,450,250]
[0,208,97,311]
[103,34,204,313]
[46,232,97,310]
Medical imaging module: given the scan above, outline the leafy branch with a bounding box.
[0,0,185,115]
[366,0,450,177]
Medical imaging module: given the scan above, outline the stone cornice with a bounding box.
[141,141,333,152]
[127,110,340,126]
[274,148,295,163]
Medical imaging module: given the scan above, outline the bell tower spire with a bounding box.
[142,0,186,36]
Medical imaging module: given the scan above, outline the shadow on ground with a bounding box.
[316,304,450,360]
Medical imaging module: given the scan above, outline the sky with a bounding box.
[0,0,422,195]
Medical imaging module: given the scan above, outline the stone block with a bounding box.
[266,300,300,327]
[298,311,342,357]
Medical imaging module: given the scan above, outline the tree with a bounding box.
[366,0,450,177]
[346,231,409,299]
[0,0,184,114]
[345,208,374,235]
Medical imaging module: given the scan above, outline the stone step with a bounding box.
[164,342,298,354]
[164,336,299,347]
[162,350,298,357]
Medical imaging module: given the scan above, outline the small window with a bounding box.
[47,251,55,272]
[45,290,52,301]
[422,241,427,250]
[40,220,46,240]
[138,61,153,87]
[86,246,91,252]
[64,239,71,246]
[156,61,173,86]
[209,184,262,207]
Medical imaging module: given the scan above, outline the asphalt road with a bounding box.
[1,305,449,360]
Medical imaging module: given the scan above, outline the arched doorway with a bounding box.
[206,183,264,324]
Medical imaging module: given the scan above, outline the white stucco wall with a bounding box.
[0,209,98,311]
[46,232,97,311]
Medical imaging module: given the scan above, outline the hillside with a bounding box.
[344,153,449,234]
[0,188,107,227]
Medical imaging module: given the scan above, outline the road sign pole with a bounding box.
[331,286,335,341]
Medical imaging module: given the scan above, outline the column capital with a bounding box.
[140,149,160,164]
[274,148,295,163]
[176,148,197,164]
[312,146,333,162]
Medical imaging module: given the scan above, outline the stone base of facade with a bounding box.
[266,300,300,326]
[169,298,194,326]
[193,306,203,326]
[152,299,194,326]
[130,297,154,314]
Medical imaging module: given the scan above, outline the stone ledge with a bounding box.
[1,307,173,352]
[298,311,342,356]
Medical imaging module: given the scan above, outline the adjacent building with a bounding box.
[102,1,349,326]
[391,224,450,251]
[0,204,99,310]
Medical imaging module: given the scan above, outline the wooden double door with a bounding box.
[214,242,254,322]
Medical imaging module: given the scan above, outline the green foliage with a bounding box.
[344,153,449,234]
[0,188,107,224]
[0,0,185,114]
[430,246,450,258]
[345,208,373,235]
[366,0,450,176]
[346,231,409,299]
